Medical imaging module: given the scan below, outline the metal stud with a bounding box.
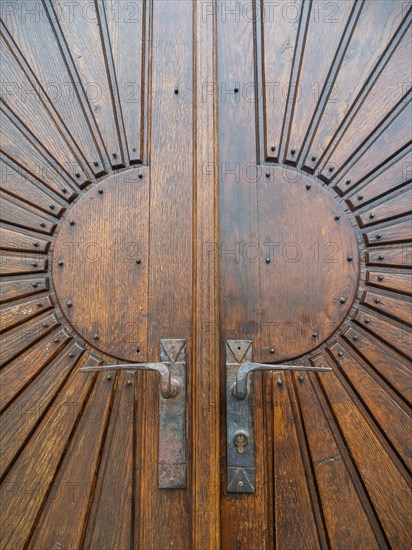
[234,87,239,93]
[62,188,67,194]
[265,171,270,178]
[174,87,179,94]
[67,301,73,308]
[335,215,340,221]
[49,204,55,210]
[112,152,118,158]
[37,302,43,307]
[376,234,382,240]
[357,194,363,200]
[32,262,38,267]
[136,258,142,264]
[98,188,104,194]
[33,242,39,247]
[138,173,143,179]
[58,260,64,266]
[94,334,100,341]
[338,351,343,357]
[270,348,275,354]
[32,283,38,288]
[345,179,351,185]
[70,220,75,226]
[298,375,304,382]
[69,352,74,358]
[271,145,276,152]
[43,323,49,329]
[378,275,385,281]
[133,147,137,152]
[311,155,316,162]
[291,149,296,156]
[312,331,318,338]
[40,222,46,228]
[107,374,112,380]
[94,161,99,167]
[54,338,60,343]
[369,213,375,219]
[306,183,311,190]
[277,377,283,386]
[340,297,346,304]
[375,298,381,304]
[265,257,271,264]
[328,166,334,172]
[353,335,358,341]
[347,255,353,262]
[75,173,81,179]
[378,255,384,260]
[364,318,370,324]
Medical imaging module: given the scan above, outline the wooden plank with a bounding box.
[0,294,53,333]
[362,289,412,326]
[83,371,135,550]
[0,276,49,305]
[0,254,48,276]
[28,371,114,549]
[52,0,124,165]
[295,372,381,548]
[0,193,57,234]
[305,0,406,164]
[315,354,411,548]
[1,8,102,179]
[333,102,412,186]
[284,0,355,164]
[0,353,98,549]
[273,373,321,549]
[340,150,411,199]
[0,157,65,216]
[0,223,50,253]
[364,218,412,246]
[0,311,60,367]
[356,186,412,227]
[329,342,411,471]
[343,325,412,406]
[323,28,411,173]
[192,1,220,547]
[354,308,412,359]
[0,108,78,198]
[0,327,71,413]
[218,0,271,546]
[366,246,412,268]
[0,33,88,180]
[138,1,193,548]
[0,341,84,480]
[262,0,302,160]
[366,271,412,296]
[104,0,145,163]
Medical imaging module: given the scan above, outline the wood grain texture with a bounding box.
[0,0,411,547]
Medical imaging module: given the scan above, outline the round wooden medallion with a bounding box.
[256,167,360,361]
[52,170,148,361]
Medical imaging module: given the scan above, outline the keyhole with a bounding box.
[234,433,248,454]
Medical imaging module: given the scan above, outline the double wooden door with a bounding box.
[0,1,411,548]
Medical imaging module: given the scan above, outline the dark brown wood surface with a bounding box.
[0,0,411,548]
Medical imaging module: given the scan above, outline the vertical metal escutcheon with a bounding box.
[79,338,187,489]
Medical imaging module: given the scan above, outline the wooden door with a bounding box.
[218,0,412,548]
[0,1,411,549]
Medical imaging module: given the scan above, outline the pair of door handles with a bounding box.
[80,339,331,492]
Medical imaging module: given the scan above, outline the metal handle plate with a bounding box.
[80,338,187,489]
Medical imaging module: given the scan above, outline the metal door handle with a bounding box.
[226,340,332,493]
[233,361,331,400]
[80,339,187,489]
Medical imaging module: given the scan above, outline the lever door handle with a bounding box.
[80,339,187,489]
[80,362,182,399]
[233,362,331,400]
[226,340,332,493]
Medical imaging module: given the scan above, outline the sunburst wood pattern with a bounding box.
[0,0,411,548]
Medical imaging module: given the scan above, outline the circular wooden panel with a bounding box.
[52,170,148,361]
[258,167,359,361]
